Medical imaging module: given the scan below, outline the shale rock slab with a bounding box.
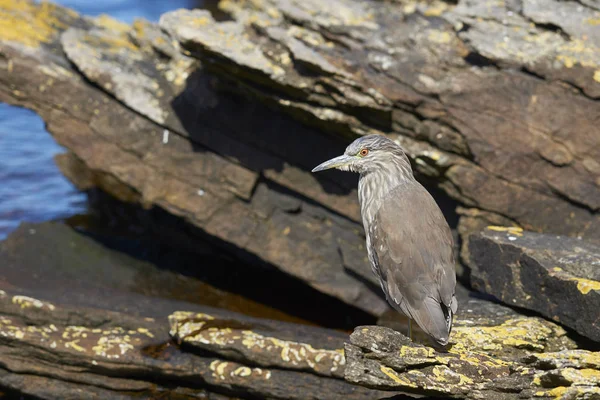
[465,226,600,342]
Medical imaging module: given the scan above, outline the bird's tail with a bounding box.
[412,295,456,346]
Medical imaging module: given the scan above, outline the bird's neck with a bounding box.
[358,159,414,226]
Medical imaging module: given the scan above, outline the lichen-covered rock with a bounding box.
[345,326,512,396]
[0,223,392,400]
[157,0,600,244]
[169,311,347,378]
[465,226,600,342]
[345,325,600,399]
[0,291,387,400]
[379,284,577,358]
[4,0,599,266]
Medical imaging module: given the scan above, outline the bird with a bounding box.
[312,134,457,346]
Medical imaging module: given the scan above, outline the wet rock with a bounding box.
[465,226,600,342]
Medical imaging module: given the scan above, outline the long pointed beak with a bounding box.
[311,154,353,172]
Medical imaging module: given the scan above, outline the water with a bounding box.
[51,0,199,23]
[0,0,198,240]
[0,105,87,239]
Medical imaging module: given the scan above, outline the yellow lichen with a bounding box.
[569,277,600,295]
[232,366,252,377]
[432,365,474,386]
[561,367,600,384]
[170,312,345,373]
[538,350,600,369]
[400,346,435,358]
[94,13,129,33]
[65,339,86,352]
[137,327,154,338]
[486,226,524,236]
[191,15,212,27]
[547,386,568,398]
[428,30,452,44]
[132,19,146,39]
[12,295,55,311]
[586,18,600,26]
[452,317,561,353]
[594,70,600,83]
[556,39,600,69]
[422,1,451,17]
[81,29,139,53]
[380,365,415,386]
[0,0,70,47]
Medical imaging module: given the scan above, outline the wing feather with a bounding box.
[368,182,457,345]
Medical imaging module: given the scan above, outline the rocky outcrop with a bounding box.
[464,226,600,343]
[1,0,599,316]
[2,1,600,397]
[0,290,395,400]
[0,222,393,399]
[0,0,387,316]
[2,221,597,399]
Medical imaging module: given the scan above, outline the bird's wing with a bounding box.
[368,182,457,344]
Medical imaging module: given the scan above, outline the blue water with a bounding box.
[0,0,198,240]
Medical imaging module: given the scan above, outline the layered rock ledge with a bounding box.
[1,0,599,316]
[464,226,600,342]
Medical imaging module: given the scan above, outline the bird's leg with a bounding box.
[407,319,413,340]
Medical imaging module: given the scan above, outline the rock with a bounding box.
[0,289,390,400]
[2,0,600,316]
[345,317,600,399]
[158,0,600,242]
[345,324,600,399]
[0,0,388,317]
[169,311,347,379]
[0,220,379,329]
[378,283,577,358]
[363,284,600,399]
[345,326,513,397]
[464,226,600,342]
[0,222,395,399]
[1,0,600,340]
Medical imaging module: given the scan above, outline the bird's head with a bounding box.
[312,134,410,175]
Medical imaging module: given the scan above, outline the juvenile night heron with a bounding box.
[312,135,457,346]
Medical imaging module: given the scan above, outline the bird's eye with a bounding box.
[359,148,369,157]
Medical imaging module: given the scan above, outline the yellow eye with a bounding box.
[359,148,369,157]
